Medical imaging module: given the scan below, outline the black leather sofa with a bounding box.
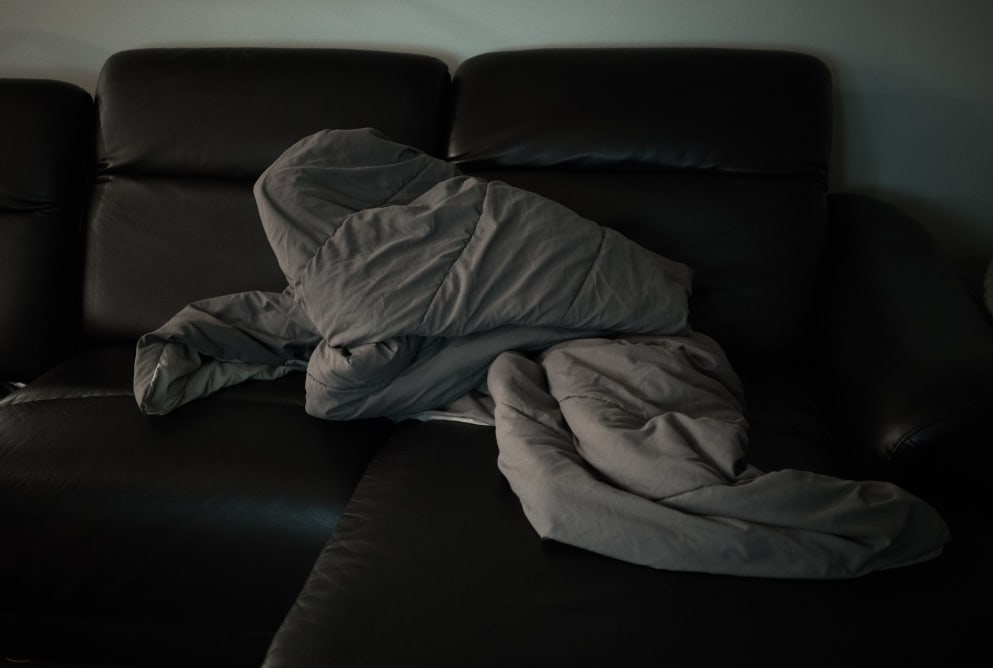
[2,47,992,667]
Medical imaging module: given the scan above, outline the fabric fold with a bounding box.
[136,128,693,421]
[133,127,949,577]
[488,340,949,579]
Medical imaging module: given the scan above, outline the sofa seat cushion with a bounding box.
[264,418,992,668]
[0,345,393,658]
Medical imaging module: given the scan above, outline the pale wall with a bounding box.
[3,0,991,256]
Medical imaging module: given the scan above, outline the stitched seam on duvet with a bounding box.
[563,226,606,318]
[415,188,484,333]
[297,160,440,285]
[495,399,568,429]
[557,392,626,412]
[558,393,746,427]
[660,480,737,504]
[305,369,392,394]
[382,160,439,206]
[552,394,742,502]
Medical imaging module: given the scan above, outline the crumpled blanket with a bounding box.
[135,128,691,421]
[134,128,949,578]
[489,337,948,578]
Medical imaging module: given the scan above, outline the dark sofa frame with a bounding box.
[2,47,992,667]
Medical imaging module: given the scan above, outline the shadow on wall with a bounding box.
[3,31,991,258]
[0,28,106,91]
[828,61,993,258]
[0,28,460,92]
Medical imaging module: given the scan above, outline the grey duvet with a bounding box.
[134,128,949,578]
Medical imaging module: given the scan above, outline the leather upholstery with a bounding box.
[85,48,451,342]
[449,48,832,180]
[1,49,451,665]
[0,348,391,617]
[821,193,993,488]
[450,49,831,359]
[96,48,452,178]
[264,421,990,668]
[453,169,825,362]
[0,79,92,381]
[2,47,991,666]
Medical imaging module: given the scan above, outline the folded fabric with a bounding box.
[489,336,949,578]
[136,128,692,420]
[134,128,949,578]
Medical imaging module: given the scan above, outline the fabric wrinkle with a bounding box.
[132,127,950,578]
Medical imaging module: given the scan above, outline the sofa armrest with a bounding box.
[818,193,993,495]
[0,79,93,382]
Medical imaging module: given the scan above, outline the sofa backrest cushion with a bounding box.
[1,79,93,380]
[449,48,832,360]
[83,48,451,342]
